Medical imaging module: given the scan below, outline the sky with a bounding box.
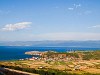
[0,0,100,41]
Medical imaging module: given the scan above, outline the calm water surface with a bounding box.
[0,46,100,61]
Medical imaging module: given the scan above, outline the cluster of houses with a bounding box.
[25,51,79,62]
[25,51,90,71]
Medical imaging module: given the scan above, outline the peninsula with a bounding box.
[0,50,100,75]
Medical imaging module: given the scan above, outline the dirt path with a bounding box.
[0,67,39,75]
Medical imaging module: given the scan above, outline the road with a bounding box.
[0,67,39,75]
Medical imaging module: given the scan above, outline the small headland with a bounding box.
[0,50,100,75]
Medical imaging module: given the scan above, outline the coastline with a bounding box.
[0,46,100,61]
[0,50,100,75]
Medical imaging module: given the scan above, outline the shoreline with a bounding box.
[0,50,100,74]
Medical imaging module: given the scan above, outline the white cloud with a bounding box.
[68,7,74,10]
[68,4,92,15]
[1,22,32,31]
[68,3,81,11]
[74,4,81,8]
[88,25,100,28]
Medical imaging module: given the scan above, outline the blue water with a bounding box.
[0,46,100,61]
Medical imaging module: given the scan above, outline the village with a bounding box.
[0,50,100,75]
[25,50,79,61]
[24,50,100,73]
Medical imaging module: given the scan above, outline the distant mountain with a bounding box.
[0,41,100,48]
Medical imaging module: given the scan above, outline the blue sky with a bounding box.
[0,0,100,41]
